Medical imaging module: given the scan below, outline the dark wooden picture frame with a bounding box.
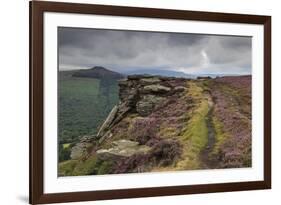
[30,1,271,204]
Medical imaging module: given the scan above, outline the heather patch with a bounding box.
[129,117,160,145]
[210,78,252,168]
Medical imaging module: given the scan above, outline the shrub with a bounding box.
[129,117,159,144]
[97,160,114,175]
[58,160,78,176]
[113,154,151,174]
[145,137,161,147]
[59,144,71,162]
[72,156,99,176]
[150,140,182,166]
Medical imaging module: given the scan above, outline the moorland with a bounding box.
[58,67,251,175]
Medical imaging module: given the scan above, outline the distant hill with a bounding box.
[59,70,77,80]
[72,66,124,80]
[123,69,248,79]
[123,69,196,79]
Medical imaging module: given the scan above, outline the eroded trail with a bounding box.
[200,97,219,169]
[174,80,220,170]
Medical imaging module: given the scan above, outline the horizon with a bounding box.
[59,65,251,76]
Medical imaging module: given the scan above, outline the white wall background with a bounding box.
[0,0,279,204]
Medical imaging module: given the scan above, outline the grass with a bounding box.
[158,126,178,139]
[175,81,209,170]
[211,116,229,155]
[97,161,114,175]
[71,156,100,176]
[59,156,115,176]
[58,160,78,176]
[59,156,100,176]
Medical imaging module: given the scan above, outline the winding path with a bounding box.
[200,94,220,169]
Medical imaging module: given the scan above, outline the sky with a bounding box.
[58,27,252,75]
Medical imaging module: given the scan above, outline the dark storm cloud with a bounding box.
[205,36,251,65]
[58,27,251,75]
[166,33,206,46]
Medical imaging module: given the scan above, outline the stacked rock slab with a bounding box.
[96,139,151,160]
[97,75,187,143]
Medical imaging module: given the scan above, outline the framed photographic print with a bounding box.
[29,0,271,204]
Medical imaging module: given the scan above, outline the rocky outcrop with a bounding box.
[136,95,164,116]
[96,105,118,138]
[70,136,95,159]
[96,75,188,143]
[96,139,151,160]
[60,75,195,176]
[142,84,171,93]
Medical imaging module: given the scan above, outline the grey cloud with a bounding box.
[58,27,251,75]
[204,36,251,69]
[166,33,206,47]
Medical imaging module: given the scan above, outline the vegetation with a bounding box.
[175,81,209,169]
[58,160,78,176]
[58,71,252,175]
[58,75,119,144]
[59,144,71,162]
[209,76,252,168]
[58,70,119,162]
[129,117,159,145]
[212,116,229,155]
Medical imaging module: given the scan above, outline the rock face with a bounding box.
[70,135,95,160]
[136,95,164,116]
[96,105,118,138]
[142,84,171,93]
[96,75,188,143]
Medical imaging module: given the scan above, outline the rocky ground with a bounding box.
[59,75,252,176]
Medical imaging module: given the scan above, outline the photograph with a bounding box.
[57,27,252,176]
[29,2,271,203]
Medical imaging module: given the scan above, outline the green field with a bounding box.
[58,71,119,146]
